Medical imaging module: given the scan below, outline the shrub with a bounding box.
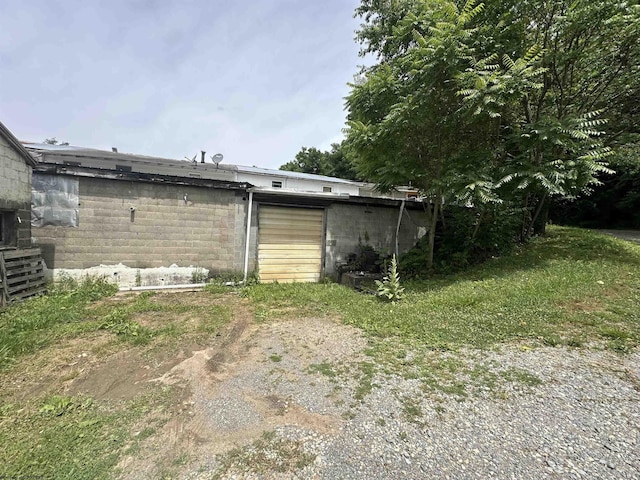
[400,204,521,276]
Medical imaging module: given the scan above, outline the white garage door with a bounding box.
[258,206,324,283]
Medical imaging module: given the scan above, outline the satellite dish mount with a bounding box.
[210,153,224,168]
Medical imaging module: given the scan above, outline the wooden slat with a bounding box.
[0,254,7,306]
[2,248,42,260]
[7,271,45,285]
[5,264,43,277]
[8,286,47,301]
[7,278,47,294]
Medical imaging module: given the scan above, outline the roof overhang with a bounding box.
[251,187,425,209]
[0,121,37,167]
[33,163,250,191]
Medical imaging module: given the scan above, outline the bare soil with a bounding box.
[116,310,368,478]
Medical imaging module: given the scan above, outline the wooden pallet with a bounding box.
[0,248,47,306]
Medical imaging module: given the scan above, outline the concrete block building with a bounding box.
[26,143,429,286]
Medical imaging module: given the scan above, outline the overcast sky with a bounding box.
[0,0,366,170]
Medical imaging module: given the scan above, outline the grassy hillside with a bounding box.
[247,226,640,352]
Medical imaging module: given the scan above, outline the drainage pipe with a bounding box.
[119,283,207,292]
[243,189,254,284]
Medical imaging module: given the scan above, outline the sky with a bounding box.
[0,0,367,170]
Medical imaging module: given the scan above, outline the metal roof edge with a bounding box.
[249,186,350,198]
[33,163,251,191]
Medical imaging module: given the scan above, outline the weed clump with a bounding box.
[376,255,404,303]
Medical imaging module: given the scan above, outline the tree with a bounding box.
[280,147,326,175]
[346,0,640,269]
[43,137,69,146]
[280,143,360,180]
[459,0,639,237]
[551,138,640,229]
[346,0,504,269]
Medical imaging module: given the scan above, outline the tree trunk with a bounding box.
[426,196,441,270]
[533,201,549,236]
[525,192,548,239]
[471,209,483,241]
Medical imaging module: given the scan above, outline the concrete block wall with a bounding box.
[324,203,428,277]
[32,175,248,272]
[0,133,32,249]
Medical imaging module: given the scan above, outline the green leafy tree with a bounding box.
[280,143,359,180]
[347,0,640,270]
[458,0,639,237]
[552,138,640,228]
[346,0,502,269]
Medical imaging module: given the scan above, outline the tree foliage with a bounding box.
[346,0,640,270]
[279,142,359,180]
[552,138,640,229]
[43,137,69,146]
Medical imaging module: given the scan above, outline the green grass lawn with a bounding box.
[246,226,640,352]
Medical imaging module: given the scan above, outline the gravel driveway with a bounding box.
[120,316,640,480]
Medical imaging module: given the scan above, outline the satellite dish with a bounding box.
[210,153,224,167]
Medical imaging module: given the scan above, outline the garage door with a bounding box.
[258,206,324,283]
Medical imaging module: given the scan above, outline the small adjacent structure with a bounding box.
[0,122,45,304]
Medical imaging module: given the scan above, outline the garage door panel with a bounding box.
[258,223,324,234]
[258,244,322,251]
[260,216,322,228]
[260,209,323,219]
[259,234,323,244]
[259,265,322,274]
[258,206,323,283]
[258,254,322,264]
[259,272,321,282]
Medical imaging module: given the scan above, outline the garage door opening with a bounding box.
[257,206,324,283]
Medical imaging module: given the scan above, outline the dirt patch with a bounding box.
[67,345,201,401]
[558,298,605,313]
[1,332,116,402]
[117,315,368,479]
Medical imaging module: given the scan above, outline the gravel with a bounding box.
[267,347,637,480]
[165,318,640,479]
